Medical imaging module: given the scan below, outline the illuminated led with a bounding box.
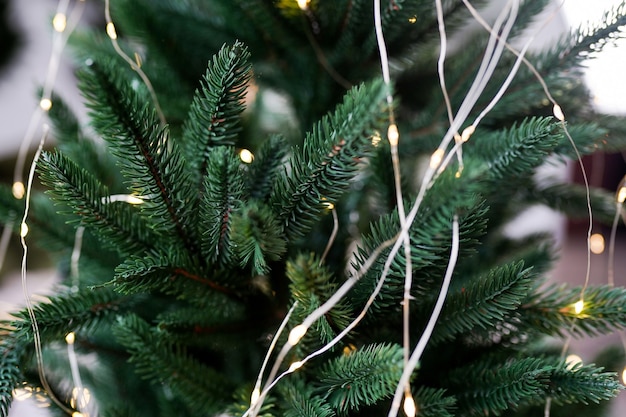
[105,194,144,205]
[429,149,445,169]
[455,170,462,179]
[323,200,335,210]
[617,187,626,204]
[589,233,605,254]
[622,366,626,384]
[371,131,382,147]
[65,332,75,345]
[39,98,52,111]
[52,13,67,32]
[565,354,583,369]
[573,299,584,315]
[461,125,475,143]
[297,0,309,10]
[342,343,357,356]
[106,22,117,40]
[403,393,417,417]
[288,361,303,372]
[288,324,307,345]
[553,104,565,121]
[408,16,417,24]
[239,149,254,164]
[20,222,29,238]
[12,182,25,199]
[250,388,260,405]
[387,123,399,146]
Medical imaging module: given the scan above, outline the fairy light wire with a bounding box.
[320,208,339,265]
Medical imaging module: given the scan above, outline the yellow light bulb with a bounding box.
[429,149,445,169]
[106,22,118,40]
[565,354,583,369]
[52,13,67,32]
[20,222,29,238]
[461,125,475,143]
[288,324,307,345]
[12,182,25,199]
[250,388,260,405]
[239,149,254,164]
[39,98,52,111]
[387,124,399,146]
[297,0,309,10]
[589,233,605,254]
[622,366,626,384]
[65,332,76,345]
[617,186,626,204]
[573,299,584,315]
[408,16,417,24]
[288,361,303,372]
[403,394,417,417]
[553,104,565,121]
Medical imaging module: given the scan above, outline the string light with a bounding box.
[12,182,25,199]
[573,299,585,315]
[39,98,53,112]
[288,324,307,345]
[622,367,626,385]
[403,393,417,417]
[105,194,145,205]
[52,13,67,33]
[287,361,303,372]
[589,233,605,254]
[408,16,417,24]
[553,104,565,121]
[387,124,399,147]
[429,149,445,169]
[296,0,309,10]
[617,186,626,204]
[239,149,254,164]
[105,22,117,40]
[20,222,29,238]
[565,354,583,369]
[372,131,382,147]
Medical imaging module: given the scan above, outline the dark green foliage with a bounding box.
[1,1,626,417]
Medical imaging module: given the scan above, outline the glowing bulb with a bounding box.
[323,200,335,210]
[565,354,583,369]
[239,149,254,164]
[408,16,417,24]
[297,0,309,10]
[65,332,75,345]
[372,131,382,147]
[429,148,445,169]
[288,361,303,372]
[589,233,605,254]
[106,22,117,40]
[617,187,626,204]
[553,104,565,121]
[461,125,475,143]
[72,412,84,417]
[105,194,144,204]
[622,366,626,384]
[573,299,584,315]
[39,98,52,111]
[403,394,417,417]
[387,124,399,146]
[250,388,260,405]
[288,324,307,345]
[52,13,67,32]
[12,182,25,199]
[20,222,29,238]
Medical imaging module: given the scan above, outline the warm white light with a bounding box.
[288,324,307,345]
[72,412,84,417]
[105,194,144,205]
[461,125,475,143]
[239,149,254,164]
[52,13,67,32]
[617,186,626,204]
[288,361,303,372]
[12,182,25,199]
[65,332,75,345]
[250,388,260,405]
[573,299,585,315]
[39,98,52,111]
[387,124,399,146]
[297,0,309,10]
[372,131,382,147]
[590,233,605,254]
[408,16,417,24]
[565,354,583,369]
[622,366,626,384]
[106,22,117,40]
[323,201,335,210]
[553,104,565,121]
[429,149,445,169]
[20,222,29,238]
[12,387,32,401]
[403,394,417,417]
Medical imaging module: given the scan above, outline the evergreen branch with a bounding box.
[432,261,535,344]
[199,146,246,265]
[182,41,252,186]
[413,386,457,417]
[521,284,626,338]
[38,151,156,257]
[112,314,233,415]
[231,202,287,275]
[270,79,388,239]
[246,135,289,202]
[0,336,22,417]
[281,378,335,417]
[315,343,404,413]
[77,61,198,257]
[547,362,622,405]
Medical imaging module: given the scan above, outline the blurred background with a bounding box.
[0,0,624,416]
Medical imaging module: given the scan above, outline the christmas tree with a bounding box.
[2,1,626,416]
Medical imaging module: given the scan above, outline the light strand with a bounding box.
[319,208,339,265]
[104,0,166,125]
[70,226,85,292]
[66,332,87,415]
[388,215,459,417]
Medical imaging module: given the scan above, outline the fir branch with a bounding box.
[38,151,156,257]
[413,386,457,417]
[270,79,388,239]
[112,314,233,415]
[0,336,22,417]
[281,378,335,417]
[182,41,252,184]
[246,134,289,201]
[432,261,535,344]
[77,60,198,257]
[199,146,247,265]
[315,343,404,413]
